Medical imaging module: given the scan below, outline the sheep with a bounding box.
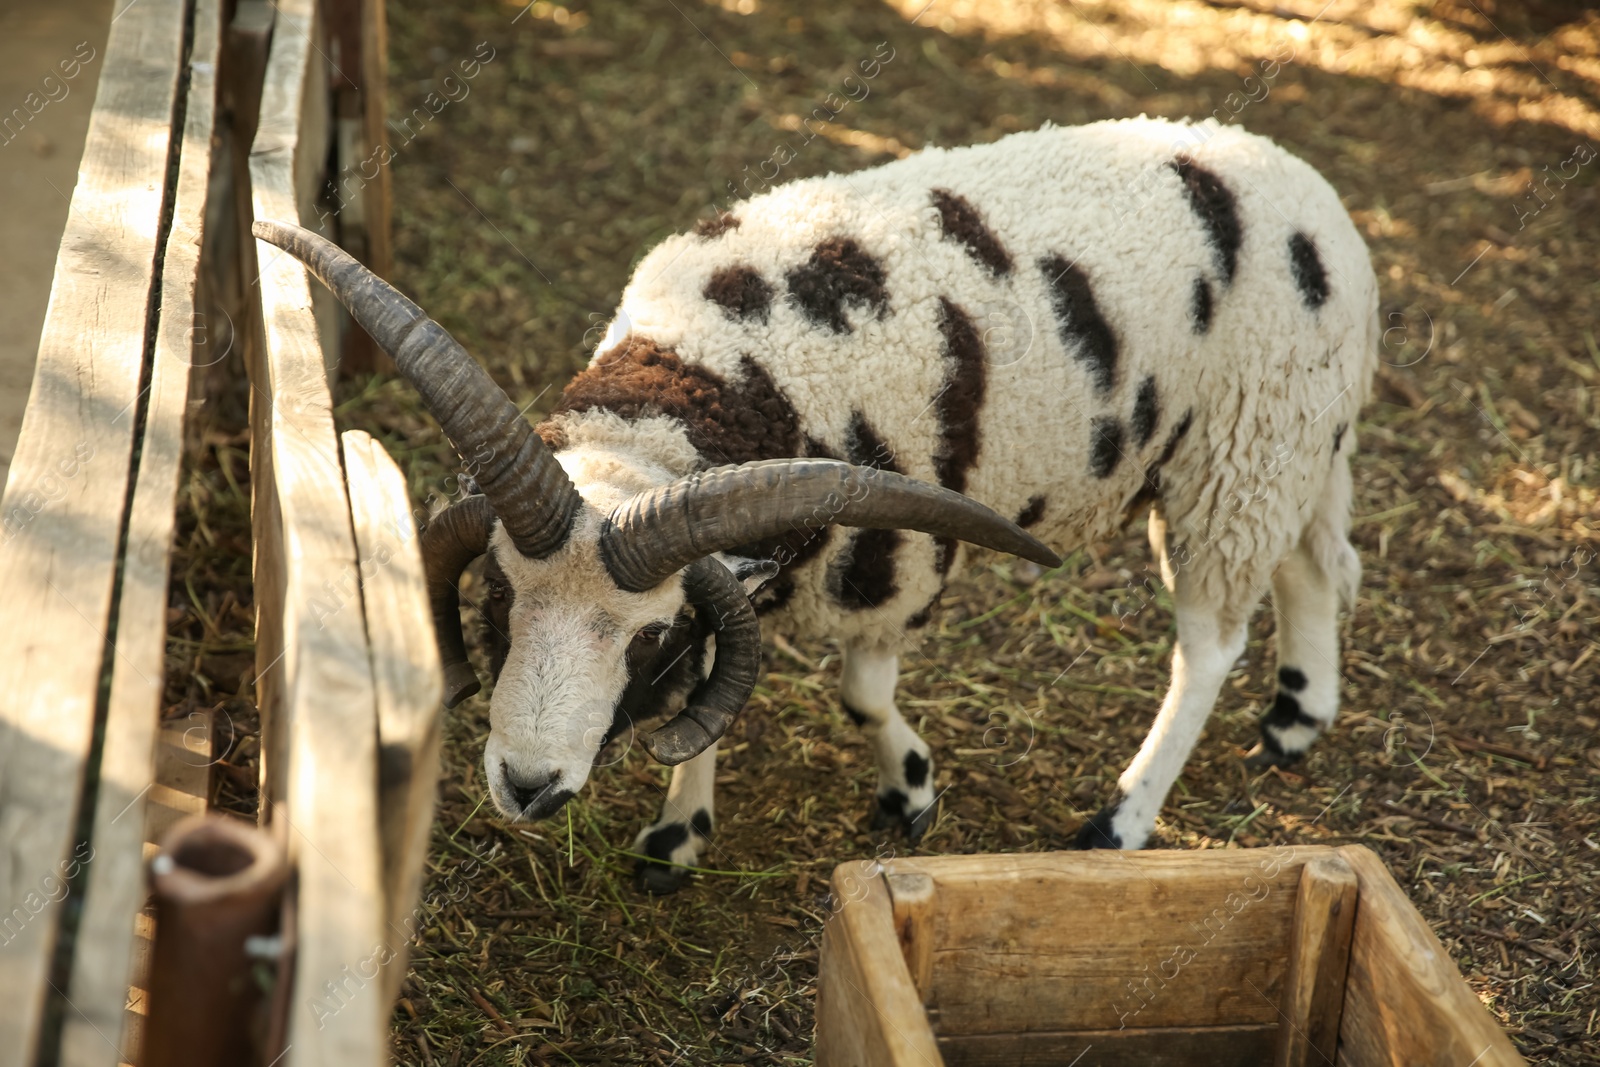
[255,114,1377,892]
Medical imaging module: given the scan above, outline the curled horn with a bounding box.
[643,558,761,765]
[252,220,583,559]
[420,496,496,708]
[601,459,1061,593]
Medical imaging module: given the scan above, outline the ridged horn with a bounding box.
[642,557,761,765]
[600,459,1060,592]
[252,219,582,559]
[420,495,496,708]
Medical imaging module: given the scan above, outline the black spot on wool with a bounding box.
[1289,231,1330,309]
[694,211,740,238]
[1191,275,1214,334]
[1131,375,1160,447]
[1171,156,1243,284]
[830,412,903,609]
[1015,495,1047,528]
[1279,666,1308,691]
[1040,255,1119,395]
[930,188,1013,276]
[703,265,773,322]
[905,593,939,630]
[786,237,889,333]
[1089,416,1125,479]
[933,297,987,495]
[903,751,930,790]
[1120,409,1193,524]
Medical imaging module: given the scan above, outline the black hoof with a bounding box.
[870,790,938,844]
[1244,741,1303,770]
[634,858,690,895]
[1071,806,1123,850]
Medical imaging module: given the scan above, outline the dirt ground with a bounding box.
[174,0,1600,1063]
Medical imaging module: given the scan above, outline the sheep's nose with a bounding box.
[502,768,570,818]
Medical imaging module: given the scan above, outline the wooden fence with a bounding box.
[0,0,439,1062]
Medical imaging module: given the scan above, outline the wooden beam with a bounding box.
[937,1023,1280,1067]
[1274,854,1358,1067]
[56,1,223,1058]
[881,849,1309,1035]
[885,871,936,1003]
[339,429,442,1009]
[1333,846,1524,1067]
[250,0,385,1061]
[814,865,944,1067]
[0,0,189,1059]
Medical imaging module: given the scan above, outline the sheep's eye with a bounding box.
[634,621,670,643]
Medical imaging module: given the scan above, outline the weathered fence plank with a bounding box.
[0,0,189,1059]
[249,0,386,1059]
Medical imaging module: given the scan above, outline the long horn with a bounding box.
[421,495,496,708]
[643,557,761,765]
[601,459,1060,592]
[252,220,583,559]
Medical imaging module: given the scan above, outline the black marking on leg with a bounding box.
[1191,275,1214,334]
[635,823,693,894]
[786,237,889,333]
[1171,157,1242,284]
[933,297,987,495]
[1332,421,1348,464]
[1289,231,1330,309]
[871,789,908,830]
[1263,690,1322,732]
[1279,666,1308,692]
[1089,416,1125,479]
[1131,375,1160,448]
[903,750,929,790]
[1016,495,1046,528]
[1073,791,1126,850]
[703,265,773,322]
[841,700,869,727]
[1040,254,1118,395]
[690,809,713,839]
[931,188,1013,276]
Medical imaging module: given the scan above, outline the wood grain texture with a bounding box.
[57,2,223,1059]
[937,1023,1279,1067]
[0,0,187,1059]
[1274,854,1358,1067]
[886,871,936,1005]
[815,864,944,1067]
[340,429,442,1010]
[1333,846,1524,1067]
[250,0,386,1061]
[882,849,1309,1035]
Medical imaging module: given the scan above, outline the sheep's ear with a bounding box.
[714,554,779,594]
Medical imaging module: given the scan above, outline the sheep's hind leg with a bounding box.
[633,741,717,894]
[1246,540,1348,768]
[1075,597,1249,850]
[841,645,938,842]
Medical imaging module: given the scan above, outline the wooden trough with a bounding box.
[0,0,437,1062]
[816,846,1525,1067]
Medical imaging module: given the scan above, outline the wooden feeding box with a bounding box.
[816,846,1524,1067]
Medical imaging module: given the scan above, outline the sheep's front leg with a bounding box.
[633,741,717,894]
[840,645,938,842]
[1075,604,1248,850]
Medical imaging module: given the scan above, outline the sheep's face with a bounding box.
[476,518,690,820]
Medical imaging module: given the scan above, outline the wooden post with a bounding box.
[815,865,944,1067]
[0,0,189,1059]
[1274,854,1358,1067]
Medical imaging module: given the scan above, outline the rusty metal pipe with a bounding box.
[143,813,289,1067]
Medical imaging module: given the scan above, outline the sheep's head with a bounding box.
[254,221,1061,821]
